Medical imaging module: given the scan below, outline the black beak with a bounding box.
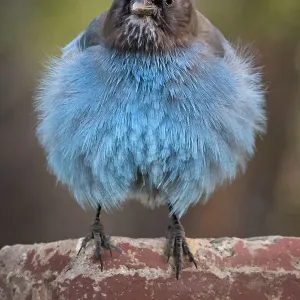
[131,0,157,17]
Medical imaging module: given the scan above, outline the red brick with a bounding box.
[0,237,300,299]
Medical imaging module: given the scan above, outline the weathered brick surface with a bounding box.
[1,237,300,299]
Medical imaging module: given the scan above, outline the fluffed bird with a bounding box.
[35,0,266,279]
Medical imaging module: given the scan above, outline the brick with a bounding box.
[1,237,300,299]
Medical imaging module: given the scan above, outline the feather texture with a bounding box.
[35,34,266,217]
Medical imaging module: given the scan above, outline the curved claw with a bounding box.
[182,238,197,268]
[77,219,122,271]
[105,242,113,257]
[112,246,123,254]
[192,259,198,269]
[77,236,91,256]
[176,264,182,280]
[165,222,197,279]
[77,246,84,257]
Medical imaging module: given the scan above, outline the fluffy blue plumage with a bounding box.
[36,38,265,218]
[35,1,267,278]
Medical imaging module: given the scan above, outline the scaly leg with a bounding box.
[77,205,120,270]
[165,202,197,279]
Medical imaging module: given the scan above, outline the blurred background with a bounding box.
[1,0,300,248]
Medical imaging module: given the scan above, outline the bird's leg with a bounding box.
[165,202,197,279]
[77,205,117,271]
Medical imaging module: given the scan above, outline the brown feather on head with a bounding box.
[75,0,226,56]
[102,0,199,52]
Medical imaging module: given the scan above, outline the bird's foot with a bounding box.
[165,222,197,279]
[77,214,121,271]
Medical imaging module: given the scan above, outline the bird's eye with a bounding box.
[164,0,174,6]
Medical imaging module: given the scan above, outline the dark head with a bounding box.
[103,0,198,52]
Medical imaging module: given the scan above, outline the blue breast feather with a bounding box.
[35,40,266,218]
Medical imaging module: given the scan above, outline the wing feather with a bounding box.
[62,13,107,57]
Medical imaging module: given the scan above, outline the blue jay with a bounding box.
[35,0,266,279]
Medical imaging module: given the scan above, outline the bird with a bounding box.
[35,0,266,279]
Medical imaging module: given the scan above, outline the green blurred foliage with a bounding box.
[29,1,110,58]
[199,0,300,39]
